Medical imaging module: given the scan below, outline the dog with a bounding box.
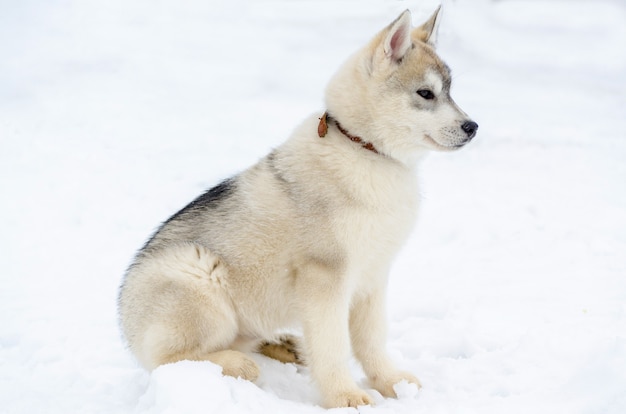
[118,6,477,408]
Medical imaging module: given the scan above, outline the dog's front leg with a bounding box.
[298,266,373,408]
[350,288,421,398]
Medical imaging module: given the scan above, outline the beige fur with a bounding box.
[118,6,476,408]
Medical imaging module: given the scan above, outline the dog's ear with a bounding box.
[383,10,413,62]
[413,6,441,47]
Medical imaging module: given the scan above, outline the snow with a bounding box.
[1,0,625,413]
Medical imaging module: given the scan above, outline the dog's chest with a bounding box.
[336,179,418,274]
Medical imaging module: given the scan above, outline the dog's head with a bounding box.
[325,7,477,164]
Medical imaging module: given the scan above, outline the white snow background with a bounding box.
[1,0,625,413]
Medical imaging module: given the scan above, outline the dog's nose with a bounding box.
[461,121,478,139]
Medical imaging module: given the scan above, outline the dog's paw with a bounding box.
[208,350,260,382]
[325,388,373,408]
[370,370,421,398]
[258,334,304,364]
[222,354,260,382]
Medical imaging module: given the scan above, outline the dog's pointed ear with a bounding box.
[383,10,413,62]
[413,5,442,47]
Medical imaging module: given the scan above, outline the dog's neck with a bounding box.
[317,112,380,155]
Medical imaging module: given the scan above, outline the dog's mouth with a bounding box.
[424,134,468,151]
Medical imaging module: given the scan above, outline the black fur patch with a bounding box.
[171,177,235,219]
[137,178,236,254]
[190,178,235,209]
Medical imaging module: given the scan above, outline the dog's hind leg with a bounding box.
[120,243,259,381]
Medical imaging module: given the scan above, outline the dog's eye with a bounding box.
[417,89,435,100]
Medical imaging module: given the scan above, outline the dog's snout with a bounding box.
[461,121,478,139]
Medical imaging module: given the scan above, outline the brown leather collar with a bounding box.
[318,112,379,155]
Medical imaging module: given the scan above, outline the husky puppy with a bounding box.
[119,6,477,408]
